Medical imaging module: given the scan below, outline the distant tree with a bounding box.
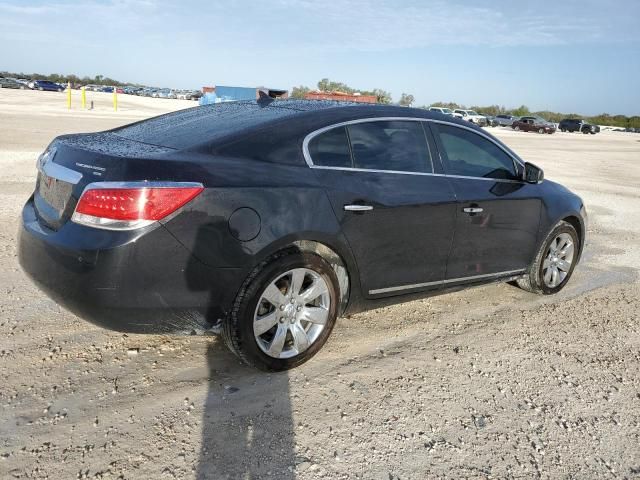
[317,78,330,92]
[291,85,310,99]
[429,101,462,110]
[510,105,531,117]
[470,104,504,116]
[399,93,415,106]
[371,88,392,104]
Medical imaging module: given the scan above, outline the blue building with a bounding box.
[200,85,288,105]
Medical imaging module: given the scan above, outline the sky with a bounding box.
[1,0,639,115]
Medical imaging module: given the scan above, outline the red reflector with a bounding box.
[75,186,203,221]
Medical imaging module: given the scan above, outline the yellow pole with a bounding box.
[81,86,86,109]
[113,86,118,111]
[66,81,71,110]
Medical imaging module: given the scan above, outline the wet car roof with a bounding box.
[111,99,467,150]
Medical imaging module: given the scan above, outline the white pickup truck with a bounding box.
[453,109,487,125]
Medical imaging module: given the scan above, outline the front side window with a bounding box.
[307,126,352,168]
[435,124,518,180]
[346,120,431,173]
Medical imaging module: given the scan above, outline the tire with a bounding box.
[538,128,544,134]
[582,129,589,134]
[222,250,340,371]
[516,220,579,295]
[514,126,520,131]
[560,128,566,132]
[38,87,44,91]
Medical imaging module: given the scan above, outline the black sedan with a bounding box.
[18,100,587,371]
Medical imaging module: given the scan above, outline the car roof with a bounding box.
[112,99,480,150]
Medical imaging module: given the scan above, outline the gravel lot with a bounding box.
[1,89,639,479]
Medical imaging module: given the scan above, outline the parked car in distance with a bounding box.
[494,114,518,126]
[453,109,487,126]
[558,118,600,134]
[18,100,587,371]
[28,80,64,92]
[0,77,27,89]
[512,116,556,134]
[189,90,203,101]
[484,115,499,127]
[122,86,141,95]
[428,107,455,116]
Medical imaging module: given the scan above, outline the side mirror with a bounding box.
[524,162,544,184]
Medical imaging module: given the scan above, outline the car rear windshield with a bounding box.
[113,101,305,149]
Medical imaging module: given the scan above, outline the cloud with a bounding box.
[271,0,640,50]
[1,0,638,53]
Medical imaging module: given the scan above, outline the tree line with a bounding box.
[0,71,137,87]
[428,102,640,128]
[3,71,637,128]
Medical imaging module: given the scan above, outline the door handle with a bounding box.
[463,207,483,214]
[344,204,373,212]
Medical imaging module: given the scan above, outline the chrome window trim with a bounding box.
[369,269,525,295]
[303,117,435,174]
[302,117,526,182]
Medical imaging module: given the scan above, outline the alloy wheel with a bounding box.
[542,233,575,288]
[253,268,331,359]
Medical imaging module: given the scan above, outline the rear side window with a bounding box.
[307,126,352,168]
[435,124,518,180]
[346,120,431,173]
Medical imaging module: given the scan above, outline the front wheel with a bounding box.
[538,128,544,134]
[516,221,579,295]
[222,250,339,371]
[514,125,520,131]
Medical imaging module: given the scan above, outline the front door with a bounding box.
[429,122,541,280]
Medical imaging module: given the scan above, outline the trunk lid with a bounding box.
[34,132,176,231]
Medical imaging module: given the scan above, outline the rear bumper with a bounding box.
[18,198,242,334]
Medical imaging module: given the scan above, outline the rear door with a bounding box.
[306,119,457,297]
[429,122,541,281]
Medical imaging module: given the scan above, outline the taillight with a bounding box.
[71,182,203,230]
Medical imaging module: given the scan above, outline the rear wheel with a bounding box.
[222,250,339,371]
[516,221,579,295]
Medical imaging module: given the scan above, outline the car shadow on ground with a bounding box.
[195,343,296,479]
[185,220,297,479]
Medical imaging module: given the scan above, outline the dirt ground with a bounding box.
[1,89,639,479]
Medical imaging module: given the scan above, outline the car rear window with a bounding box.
[308,127,352,168]
[346,120,432,173]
